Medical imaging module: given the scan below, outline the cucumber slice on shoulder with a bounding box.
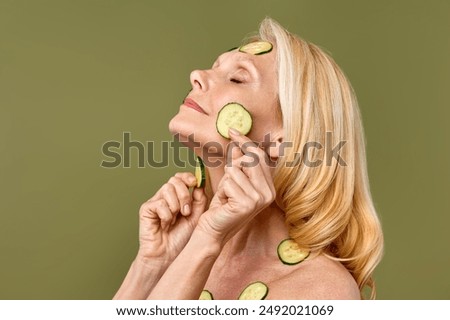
[277,238,310,265]
[199,290,214,300]
[195,156,206,188]
[216,102,253,139]
[239,41,273,55]
[238,281,269,300]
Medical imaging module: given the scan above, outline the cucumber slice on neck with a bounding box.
[216,102,253,139]
[277,239,310,265]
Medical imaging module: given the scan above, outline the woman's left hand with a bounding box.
[197,129,276,244]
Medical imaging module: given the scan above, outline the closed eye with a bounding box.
[230,78,243,84]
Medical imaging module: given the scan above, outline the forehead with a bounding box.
[213,49,276,74]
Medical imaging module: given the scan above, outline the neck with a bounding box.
[206,164,225,194]
[223,203,288,258]
[205,164,288,258]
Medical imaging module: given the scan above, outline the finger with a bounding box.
[168,176,193,216]
[148,172,195,202]
[228,127,259,149]
[220,174,256,216]
[225,164,260,200]
[239,152,270,182]
[224,140,242,169]
[174,172,198,188]
[228,128,268,169]
[190,187,208,222]
[228,135,273,188]
[228,153,276,205]
[228,161,275,210]
[161,183,181,214]
[141,199,172,230]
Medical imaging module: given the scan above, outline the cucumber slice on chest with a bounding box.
[195,156,206,188]
[238,281,269,300]
[216,102,253,139]
[277,239,310,265]
[199,290,214,300]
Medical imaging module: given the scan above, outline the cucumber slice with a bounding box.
[216,102,253,139]
[238,281,269,300]
[239,41,273,55]
[195,156,206,188]
[277,239,310,265]
[199,290,214,300]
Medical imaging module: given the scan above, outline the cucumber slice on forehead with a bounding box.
[195,157,206,188]
[238,281,269,300]
[239,41,273,55]
[216,102,253,139]
[277,239,310,265]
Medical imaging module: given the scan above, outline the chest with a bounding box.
[202,254,291,300]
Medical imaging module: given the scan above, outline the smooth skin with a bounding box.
[114,48,360,300]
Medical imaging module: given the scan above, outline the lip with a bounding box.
[183,98,208,115]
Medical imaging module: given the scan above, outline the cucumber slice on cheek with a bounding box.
[216,102,253,139]
[195,157,206,188]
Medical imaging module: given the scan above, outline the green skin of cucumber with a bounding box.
[195,157,206,188]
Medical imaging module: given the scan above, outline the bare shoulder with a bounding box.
[268,254,361,300]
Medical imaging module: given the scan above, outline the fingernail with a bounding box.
[184,204,191,215]
[229,127,240,136]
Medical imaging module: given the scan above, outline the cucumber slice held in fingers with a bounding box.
[277,238,310,265]
[216,102,253,139]
[238,281,269,300]
[195,156,206,188]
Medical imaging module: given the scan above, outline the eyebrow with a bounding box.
[237,59,259,79]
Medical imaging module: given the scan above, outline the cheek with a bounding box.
[245,103,281,141]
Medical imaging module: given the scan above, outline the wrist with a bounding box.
[195,213,232,248]
[113,257,167,300]
[189,227,223,259]
[146,229,222,299]
[135,250,172,270]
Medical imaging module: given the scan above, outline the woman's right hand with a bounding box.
[137,172,208,265]
[196,130,276,246]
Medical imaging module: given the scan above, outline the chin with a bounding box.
[168,115,180,136]
[168,113,226,158]
[169,113,192,138]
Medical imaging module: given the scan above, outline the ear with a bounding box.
[263,128,284,161]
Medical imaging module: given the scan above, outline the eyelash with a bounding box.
[230,78,243,84]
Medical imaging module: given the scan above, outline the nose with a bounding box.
[189,69,208,92]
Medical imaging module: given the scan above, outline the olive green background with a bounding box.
[0,0,449,299]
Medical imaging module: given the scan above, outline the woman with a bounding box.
[114,17,383,300]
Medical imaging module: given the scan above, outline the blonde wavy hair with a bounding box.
[253,18,384,299]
